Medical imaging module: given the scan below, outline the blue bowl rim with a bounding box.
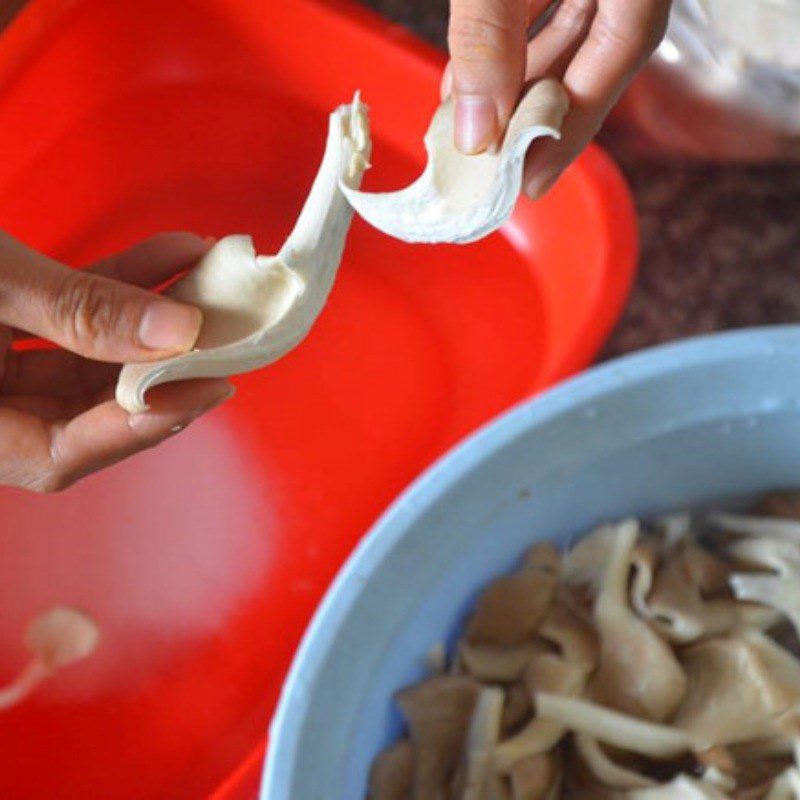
[261,324,800,797]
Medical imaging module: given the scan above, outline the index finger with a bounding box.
[447,0,535,153]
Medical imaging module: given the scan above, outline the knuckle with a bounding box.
[448,14,512,61]
[591,11,664,65]
[23,467,72,494]
[52,273,129,347]
[548,0,595,37]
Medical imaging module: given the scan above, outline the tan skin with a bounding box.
[444,0,673,195]
[0,231,233,492]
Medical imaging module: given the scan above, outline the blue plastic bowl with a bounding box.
[262,326,800,799]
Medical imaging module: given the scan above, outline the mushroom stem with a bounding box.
[534,692,695,759]
[0,659,49,710]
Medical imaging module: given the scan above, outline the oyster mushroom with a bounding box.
[757,492,800,521]
[466,559,558,647]
[116,94,371,413]
[726,538,800,638]
[631,539,775,644]
[563,524,621,594]
[525,543,561,576]
[368,739,414,800]
[494,655,586,772]
[0,607,100,710]
[573,734,656,790]
[507,752,561,800]
[459,641,544,684]
[626,775,732,799]
[457,686,505,800]
[533,692,695,759]
[503,678,534,736]
[396,675,480,796]
[591,520,687,721]
[538,601,599,676]
[340,79,568,244]
[673,630,800,747]
[709,513,800,545]
[763,767,800,800]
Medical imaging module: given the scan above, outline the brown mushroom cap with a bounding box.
[396,675,480,796]
[459,642,546,684]
[369,739,414,800]
[466,561,558,646]
[507,752,561,800]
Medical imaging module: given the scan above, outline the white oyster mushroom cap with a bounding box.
[340,78,569,244]
[115,93,371,413]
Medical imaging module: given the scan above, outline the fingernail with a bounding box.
[455,95,496,154]
[138,300,202,352]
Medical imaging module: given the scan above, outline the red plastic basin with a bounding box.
[0,0,637,797]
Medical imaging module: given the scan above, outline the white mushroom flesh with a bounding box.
[341,79,568,244]
[116,93,371,412]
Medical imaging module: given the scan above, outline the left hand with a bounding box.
[0,231,233,492]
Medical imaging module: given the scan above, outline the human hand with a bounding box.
[444,0,671,196]
[0,231,234,492]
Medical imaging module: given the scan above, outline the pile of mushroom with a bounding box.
[368,492,800,799]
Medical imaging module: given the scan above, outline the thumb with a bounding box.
[0,232,201,363]
[447,0,530,154]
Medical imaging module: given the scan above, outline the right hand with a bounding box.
[445,0,671,196]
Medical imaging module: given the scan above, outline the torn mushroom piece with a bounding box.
[493,655,586,773]
[0,606,100,710]
[465,557,558,647]
[673,630,800,747]
[573,734,656,790]
[726,537,800,638]
[455,687,505,800]
[631,538,774,644]
[507,752,561,800]
[341,79,569,244]
[395,675,480,797]
[533,692,695,760]
[591,520,687,721]
[709,513,800,545]
[459,642,545,684]
[626,775,733,799]
[115,93,371,412]
[369,739,414,800]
